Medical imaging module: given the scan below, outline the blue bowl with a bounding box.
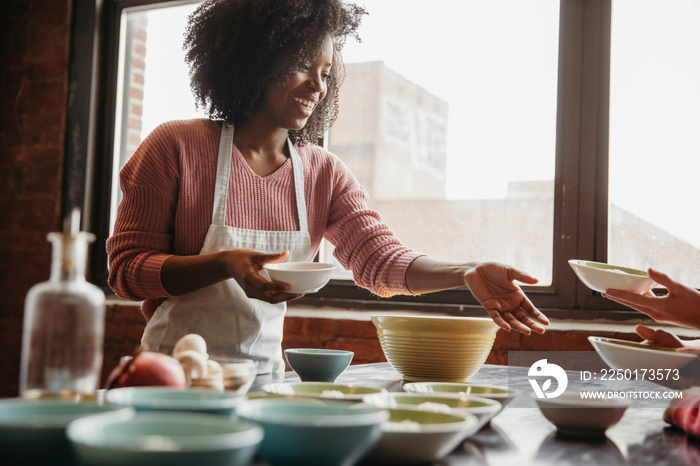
[284,348,353,382]
[105,387,243,416]
[67,410,262,466]
[0,398,131,465]
[236,397,388,466]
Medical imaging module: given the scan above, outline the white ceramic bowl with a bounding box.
[402,382,519,410]
[284,348,354,382]
[236,398,388,466]
[263,262,336,293]
[362,391,501,429]
[67,410,262,466]
[105,387,243,416]
[0,398,131,465]
[372,314,499,382]
[362,407,480,464]
[588,335,698,371]
[536,392,627,438]
[568,260,656,293]
[262,381,386,401]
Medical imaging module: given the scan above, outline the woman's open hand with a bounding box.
[463,262,549,335]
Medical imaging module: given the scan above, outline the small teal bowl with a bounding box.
[105,387,243,416]
[236,397,388,466]
[0,398,131,465]
[67,410,263,466]
[284,348,354,382]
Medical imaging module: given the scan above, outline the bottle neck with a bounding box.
[48,232,90,282]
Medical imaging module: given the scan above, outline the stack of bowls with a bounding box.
[372,314,499,382]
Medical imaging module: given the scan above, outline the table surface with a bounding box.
[250,362,700,466]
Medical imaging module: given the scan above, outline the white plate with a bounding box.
[588,336,697,371]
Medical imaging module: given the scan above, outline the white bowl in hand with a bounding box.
[568,260,656,293]
[263,262,336,294]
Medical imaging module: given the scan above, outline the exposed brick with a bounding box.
[336,319,378,339]
[283,316,304,336]
[302,317,337,341]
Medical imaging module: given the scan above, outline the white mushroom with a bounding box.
[175,349,209,385]
[173,334,208,360]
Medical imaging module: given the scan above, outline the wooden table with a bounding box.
[250,362,699,465]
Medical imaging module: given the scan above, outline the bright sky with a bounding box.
[138,0,700,249]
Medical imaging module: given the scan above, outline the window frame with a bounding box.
[68,0,651,320]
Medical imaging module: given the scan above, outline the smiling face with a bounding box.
[260,37,334,132]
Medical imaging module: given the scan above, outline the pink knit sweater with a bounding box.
[107,119,421,319]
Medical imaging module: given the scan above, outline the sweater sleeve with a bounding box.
[322,154,424,297]
[106,123,180,302]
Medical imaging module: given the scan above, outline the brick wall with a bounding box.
[0,0,72,397]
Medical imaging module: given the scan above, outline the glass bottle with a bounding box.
[19,209,106,400]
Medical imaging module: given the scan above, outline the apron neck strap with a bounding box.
[213,123,308,234]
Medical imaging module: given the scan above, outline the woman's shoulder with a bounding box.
[147,118,220,140]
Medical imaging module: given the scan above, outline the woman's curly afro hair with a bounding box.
[184,0,366,144]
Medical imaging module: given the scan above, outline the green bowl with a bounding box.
[237,397,388,466]
[0,398,131,465]
[105,387,243,416]
[402,382,520,409]
[362,392,501,429]
[67,410,262,466]
[262,381,386,400]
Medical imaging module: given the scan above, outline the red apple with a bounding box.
[105,351,186,389]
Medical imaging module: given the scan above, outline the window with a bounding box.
[608,0,700,289]
[72,0,700,318]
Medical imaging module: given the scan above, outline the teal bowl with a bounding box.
[105,387,243,416]
[284,348,354,382]
[67,410,263,466]
[236,398,388,466]
[0,398,131,465]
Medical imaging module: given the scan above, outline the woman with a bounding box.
[107,0,549,376]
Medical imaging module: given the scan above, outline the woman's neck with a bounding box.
[233,121,290,177]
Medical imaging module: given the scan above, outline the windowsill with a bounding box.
[104,295,700,340]
[286,304,700,339]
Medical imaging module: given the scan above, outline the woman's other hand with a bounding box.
[603,269,700,330]
[463,262,549,335]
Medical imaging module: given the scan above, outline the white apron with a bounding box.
[142,123,311,375]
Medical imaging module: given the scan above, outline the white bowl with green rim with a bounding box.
[568,260,656,293]
[67,410,262,466]
[363,407,480,464]
[361,391,501,429]
[236,397,388,466]
[402,382,519,410]
[262,382,386,401]
[105,387,243,416]
[588,335,697,371]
